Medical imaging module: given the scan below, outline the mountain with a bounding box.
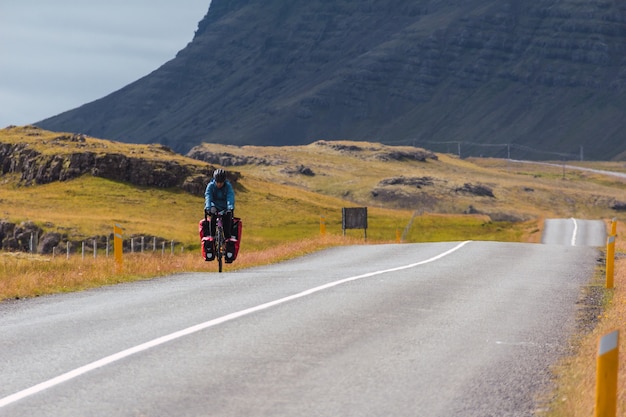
[36,0,626,160]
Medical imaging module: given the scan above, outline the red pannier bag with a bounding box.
[226,217,242,263]
[198,217,242,263]
[198,218,214,261]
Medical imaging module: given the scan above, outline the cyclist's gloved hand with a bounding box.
[209,206,218,215]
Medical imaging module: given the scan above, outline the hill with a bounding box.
[187,139,626,222]
[36,0,626,160]
[2,125,626,254]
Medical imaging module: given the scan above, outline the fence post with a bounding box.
[594,330,619,417]
[93,239,97,259]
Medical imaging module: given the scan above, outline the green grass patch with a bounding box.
[404,214,526,242]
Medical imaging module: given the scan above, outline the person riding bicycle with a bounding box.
[204,169,236,246]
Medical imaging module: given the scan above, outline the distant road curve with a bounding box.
[542,218,606,246]
[510,159,626,180]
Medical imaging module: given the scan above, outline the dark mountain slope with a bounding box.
[37,0,626,160]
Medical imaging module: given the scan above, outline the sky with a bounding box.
[0,1,211,128]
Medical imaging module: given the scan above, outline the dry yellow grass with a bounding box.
[545,220,626,416]
[0,234,362,301]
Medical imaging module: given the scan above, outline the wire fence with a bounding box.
[20,233,185,259]
[384,138,583,161]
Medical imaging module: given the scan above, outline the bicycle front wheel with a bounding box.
[217,228,224,273]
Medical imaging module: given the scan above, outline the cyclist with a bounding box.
[204,169,236,259]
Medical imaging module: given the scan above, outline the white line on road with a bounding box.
[0,241,472,408]
[570,217,578,246]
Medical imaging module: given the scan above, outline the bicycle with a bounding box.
[204,209,234,273]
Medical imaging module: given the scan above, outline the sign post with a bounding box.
[342,207,368,240]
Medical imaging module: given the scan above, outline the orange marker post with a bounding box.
[606,235,615,289]
[611,218,617,236]
[594,330,619,417]
[114,223,123,271]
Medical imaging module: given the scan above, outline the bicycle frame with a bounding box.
[214,214,226,273]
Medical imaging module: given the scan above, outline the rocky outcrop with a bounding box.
[0,138,242,195]
[0,221,43,252]
[186,149,282,167]
[378,176,434,188]
[281,165,315,176]
[611,201,626,211]
[455,183,495,198]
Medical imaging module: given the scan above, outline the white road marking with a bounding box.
[570,217,578,246]
[495,340,558,348]
[0,241,471,408]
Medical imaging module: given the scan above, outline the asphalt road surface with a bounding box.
[0,219,606,416]
[542,218,606,246]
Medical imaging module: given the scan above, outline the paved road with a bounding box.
[0,220,605,416]
[511,159,626,180]
[542,218,607,246]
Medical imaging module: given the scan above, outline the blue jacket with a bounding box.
[205,179,235,212]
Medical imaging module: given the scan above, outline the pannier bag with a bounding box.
[225,218,242,263]
[198,217,242,263]
[198,219,215,261]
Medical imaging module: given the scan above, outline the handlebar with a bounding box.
[205,208,233,217]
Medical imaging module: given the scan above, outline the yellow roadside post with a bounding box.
[114,223,123,271]
[396,228,401,243]
[594,330,619,417]
[611,217,617,236]
[320,216,326,235]
[606,235,615,289]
